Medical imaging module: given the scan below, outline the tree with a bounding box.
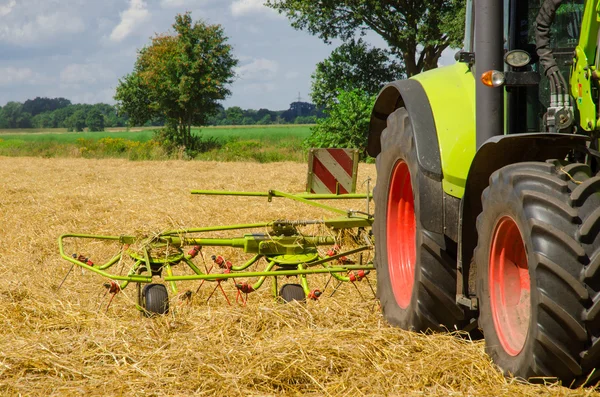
[304,89,375,158]
[266,0,465,77]
[311,39,404,108]
[23,97,71,117]
[66,110,86,132]
[52,107,76,128]
[1,102,23,128]
[115,12,238,152]
[258,114,272,125]
[225,106,244,125]
[0,107,7,128]
[86,108,105,131]
[32,112,54,128]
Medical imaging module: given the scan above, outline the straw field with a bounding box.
[0,157,598,396]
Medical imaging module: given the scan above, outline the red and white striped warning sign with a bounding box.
[306,148,359,194]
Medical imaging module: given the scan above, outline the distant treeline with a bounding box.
[206,102,324,126]
[0,98,126,131]
[0,97,324,131]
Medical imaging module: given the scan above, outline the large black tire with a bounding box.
[279,284,305,303]
[142,283,169,316]
[374,107,464,331]
[475,161,600,383]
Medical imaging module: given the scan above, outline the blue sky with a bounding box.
[0,0,456,110]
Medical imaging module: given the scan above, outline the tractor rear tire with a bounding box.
[475,161,600,382]
[374,107,464,331]
[142,283,169,316]
[280,283,305,303]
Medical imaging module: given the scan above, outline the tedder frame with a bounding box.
[59,188,375,313]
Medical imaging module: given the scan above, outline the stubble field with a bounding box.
[0,157,598,396]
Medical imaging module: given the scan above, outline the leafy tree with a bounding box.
[86,108,105,132]
[304,89,376,158]
[266,0,465,77]
[258,114,272,125]
[23,97,71,117]
[0,107,7,128]
[256,108,274,122]
[32,112,54,128]
[2,102,24,128]
[206,105,226,125]
[66,109,86,132]
[114,73,154,127]
[311,39,404,108]
[115,12,238,152]
[52,107,76,128]
[225,106,244,125]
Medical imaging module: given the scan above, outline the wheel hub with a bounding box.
[386,160,416,309]
[489,216,531,356]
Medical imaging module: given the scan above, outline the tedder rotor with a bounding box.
[58,188,375,315]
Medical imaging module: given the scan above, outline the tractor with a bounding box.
[369,0,600,384]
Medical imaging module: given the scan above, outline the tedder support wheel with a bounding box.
[475,160,600,383]
[279,283,306,303]
[374,107,464,331]
[142,283,169,316]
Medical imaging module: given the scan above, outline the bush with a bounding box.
[75,137,168,160]
[153,127,222,158]
[304,89,375,159]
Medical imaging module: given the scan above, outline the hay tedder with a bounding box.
[58,156,375,315]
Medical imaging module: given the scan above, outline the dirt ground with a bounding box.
[0,157,597,396]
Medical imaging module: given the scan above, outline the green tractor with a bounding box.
[369,0,600,384]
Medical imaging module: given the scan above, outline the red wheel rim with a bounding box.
[386,160,416,309]
[489,216,530,356]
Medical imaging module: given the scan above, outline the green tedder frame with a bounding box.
[59,188,375,309]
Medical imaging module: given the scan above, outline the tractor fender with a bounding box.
[368,79,441,180]
[458,133,589,295]
[368,79,445,237]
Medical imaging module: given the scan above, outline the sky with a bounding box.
[0,0,456,111]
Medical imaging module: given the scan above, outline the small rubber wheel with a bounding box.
[279,284,305,303]
[142,283,169,316]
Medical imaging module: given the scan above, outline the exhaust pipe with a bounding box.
[475,0,504,148]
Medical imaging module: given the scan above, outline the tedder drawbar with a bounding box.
[58,189,375,315]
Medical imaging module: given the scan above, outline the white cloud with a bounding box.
[0,67,48,86]
[109,0,149,43]
[60,63,116,85]
[0,11,85,44]
[231,0,279,18]
[0,0,16,17]
[160,0,214,8]
[235,58,279,81]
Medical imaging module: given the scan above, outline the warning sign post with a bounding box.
[306,148,360,194]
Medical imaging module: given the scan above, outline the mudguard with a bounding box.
[368,79,441,180]
[369,79,446,237]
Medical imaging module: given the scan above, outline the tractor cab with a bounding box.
[462,0,587,144]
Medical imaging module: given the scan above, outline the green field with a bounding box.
[0,125,313,162]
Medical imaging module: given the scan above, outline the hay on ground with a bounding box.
[0,157,597,396]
